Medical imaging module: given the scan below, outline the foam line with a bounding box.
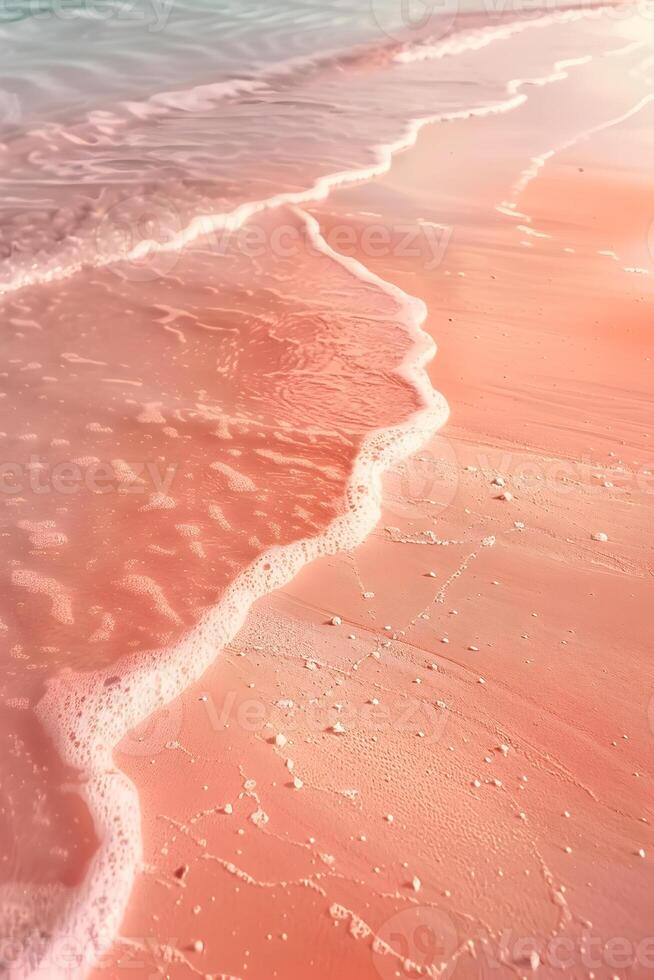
[394,5,614,63]
[0,3,620,297]
[510,90,654,203]
[13,207,447,979]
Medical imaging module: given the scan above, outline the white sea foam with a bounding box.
[11,205,447,979]
[394,6,610,63]
[10,570,73,626]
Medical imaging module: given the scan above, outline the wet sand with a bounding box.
[98,39,654,980]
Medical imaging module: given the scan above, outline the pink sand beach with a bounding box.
[1,3,653,979]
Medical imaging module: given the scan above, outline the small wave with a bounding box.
[2,203,447,978]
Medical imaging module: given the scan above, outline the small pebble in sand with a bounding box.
[293,777,303,790]
[192,940,204,954]
[331,721,346,734]
[305,660,318,671]
[637,848,646,858]
[348,633,356,640]
[469,645,479,652]
[491,476,505,487]
[363,591,375,599]
[498,744,510,756]
[414,678,422,685]
[517,812,527,821]
[478,677,486,685]
[411,876,422,892]
[429,663,439,670]
[427,570,437,577]
[286,759,294,771]
[441,637,450,644]
[330,615,342,626]
[221,803,233,815]
[274,733,288,748]
[384,814,394,823]
[591,531,608,542]
[472,779,481,788]
[514,521,525,529]
[564,846,572,854]
[563,810,571,818]
[499,491,513,501]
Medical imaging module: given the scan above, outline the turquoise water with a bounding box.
[0,0,463,121]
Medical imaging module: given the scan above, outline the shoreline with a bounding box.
[25,206,448,979]
[0,5,617,298]
[2,6,651,979]
[99,22,654,979]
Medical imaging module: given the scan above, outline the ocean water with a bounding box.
[0,0,615,287]
[0,0,646,975]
